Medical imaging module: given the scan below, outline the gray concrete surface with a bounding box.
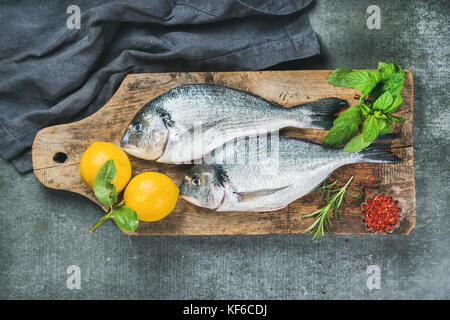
[0,0,449,299]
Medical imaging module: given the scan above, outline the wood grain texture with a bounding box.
[31,70,415,235]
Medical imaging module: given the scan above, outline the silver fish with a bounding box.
[179,136,399,212]
[120,84,347,163]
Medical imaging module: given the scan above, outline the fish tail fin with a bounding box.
[290,98,348,129]
[359,144,401,164]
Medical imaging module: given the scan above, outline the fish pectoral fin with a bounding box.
[234,185,290,203]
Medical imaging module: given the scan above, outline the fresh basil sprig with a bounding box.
[89,160,138,233]
[324,62,407,152]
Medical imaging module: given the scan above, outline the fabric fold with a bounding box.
[0,0,319,173]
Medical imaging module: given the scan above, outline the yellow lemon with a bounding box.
[80,142,132,192]
[124,172,179,222]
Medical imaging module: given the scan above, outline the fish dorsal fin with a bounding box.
[234,185,290,203]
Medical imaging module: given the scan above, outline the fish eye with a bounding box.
[133,122,142,133]
[192,177,201,186]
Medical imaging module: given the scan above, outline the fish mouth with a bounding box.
[180,194,207,208]
[180,190,226,211]
[120,131,167,160]
[120,130,130,147]
[120,144,162,161]
[120,144,145,158]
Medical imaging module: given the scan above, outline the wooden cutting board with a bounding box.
[32,70,415,235]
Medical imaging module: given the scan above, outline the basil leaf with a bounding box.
[371,63,405,100]
[394,63,405,77]
[345,70,380,96]
[378,62,396,81]
[323,122,360,148]
[344,134,372,153]
[381,72,405,97]
[363,115,380,142]
[373,91,394,111]
[377,62,389,70]
[334,105,364,124]
[360,102,372,116]
[323,106,364,148]
[374,110,387,119]
[113,205,139,233]
[93,160,117,207]
[379,118,393,135]
[328,67,353,88]
[387,114,407,122]
[385,94,403,113]
[377,118,386,132]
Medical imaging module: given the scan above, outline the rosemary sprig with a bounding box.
[304,176,361,240]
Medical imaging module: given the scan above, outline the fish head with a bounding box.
[120,107,169,160]
[179,165,227,210]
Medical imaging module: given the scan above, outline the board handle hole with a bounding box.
[53,152,68,163]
